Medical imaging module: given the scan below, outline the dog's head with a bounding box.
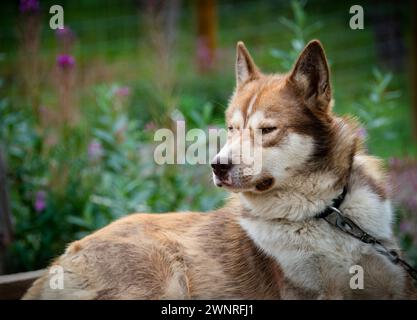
[212,40,349,193]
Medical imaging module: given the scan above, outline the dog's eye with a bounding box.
[261,127,277,135]
[227,126,233,131]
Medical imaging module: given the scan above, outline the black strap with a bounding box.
[315,186,417,282]
[316,186,348,219]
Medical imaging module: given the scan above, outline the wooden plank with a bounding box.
[0,269,45,300]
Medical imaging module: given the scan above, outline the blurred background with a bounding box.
[0,0,416,276]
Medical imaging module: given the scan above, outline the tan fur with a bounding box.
[24,40,416,299]
[24,210,286,299]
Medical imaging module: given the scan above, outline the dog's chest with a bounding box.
[239,217,367,292]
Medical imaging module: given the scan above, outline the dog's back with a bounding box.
[23,208,285,299]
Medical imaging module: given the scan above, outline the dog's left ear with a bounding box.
[289,40,331,112]
[236,41,260,87]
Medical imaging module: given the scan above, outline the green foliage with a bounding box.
[352,69,400,137]
[1,84,224,272]
[270,0,323,70]
[1,97,66,271]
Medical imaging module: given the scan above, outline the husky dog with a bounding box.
[24,40,416,299]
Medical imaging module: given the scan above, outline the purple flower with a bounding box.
[56,54,75,70]
[34,191,47,212]
[55,26,75,40]
[399,221,413,234]
[144,121,157,132]
[197,37,213,69]
[88,139,103,161]
[114,86,131,98]
[388,157,417,213]
[357,127,367,139]
[388,157,402,171]
[19,0,40,13]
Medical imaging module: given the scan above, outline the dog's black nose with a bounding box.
[211,159,232,177]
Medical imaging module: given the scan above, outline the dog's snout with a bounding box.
[211,158,233,177]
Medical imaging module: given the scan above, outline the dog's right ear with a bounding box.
[236,41,260,87]
[289,40,331,112]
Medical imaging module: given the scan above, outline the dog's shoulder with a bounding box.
[345,153,393,240]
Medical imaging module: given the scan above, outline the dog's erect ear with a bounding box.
[289,40,331,112]
[236,41,260,86]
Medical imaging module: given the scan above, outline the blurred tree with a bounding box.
[412,0,417,141]
[369,0,406,72]
[0,149,13,275]
[196,0,217,72]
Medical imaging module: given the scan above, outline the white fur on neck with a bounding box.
[240,171,341,221]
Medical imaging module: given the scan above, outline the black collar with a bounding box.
[315,186,348,219]
[313,185,417,281]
